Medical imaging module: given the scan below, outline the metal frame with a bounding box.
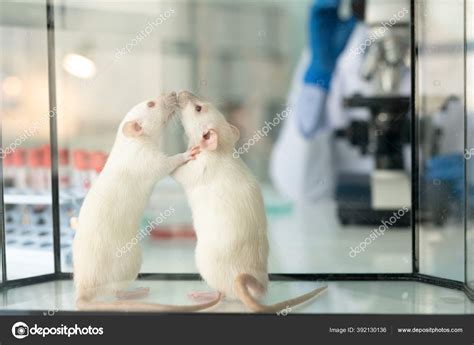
[0,0,473,305]
[463,0,474,299]
[46,0,61,276]
[410,0,419,276]
[0,109,6,284]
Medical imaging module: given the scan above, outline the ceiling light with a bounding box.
[62,53,96,79]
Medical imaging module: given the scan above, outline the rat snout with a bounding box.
[163,91,177,109]
[177,90,198,109]
[160,92,178,119]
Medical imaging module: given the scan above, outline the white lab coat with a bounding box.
[270,24,410,201]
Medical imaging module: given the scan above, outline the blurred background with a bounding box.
[0,0,472,295]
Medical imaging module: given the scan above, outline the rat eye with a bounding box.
[195,105,202,112]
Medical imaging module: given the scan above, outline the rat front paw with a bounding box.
[184,145,200,162]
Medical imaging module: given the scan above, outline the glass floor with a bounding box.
[1,280,472,314]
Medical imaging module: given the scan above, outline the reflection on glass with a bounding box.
[62,53,97,79]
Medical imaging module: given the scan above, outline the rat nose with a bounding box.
[178,90,196,108]
[166,91,177,102]
[163,91,177,104]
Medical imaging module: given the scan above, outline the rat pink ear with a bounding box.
[199,129,218,151]
[229,124,240,144]
[122,120,143,138]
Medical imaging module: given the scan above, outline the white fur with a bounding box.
[73,93,189,302]
[172,91,269,299]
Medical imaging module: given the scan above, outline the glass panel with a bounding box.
[416,0,465,281]
[0,0,55,280]
[54,0,412,275]
[53,1,184,272]
[466,0,474,291]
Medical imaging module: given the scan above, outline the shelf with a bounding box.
[4,191,84,205]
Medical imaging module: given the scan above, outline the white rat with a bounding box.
[172,91,327,313]
[73,92,221,312]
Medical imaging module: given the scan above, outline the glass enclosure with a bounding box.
[0,0,472,312]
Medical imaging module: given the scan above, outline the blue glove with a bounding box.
[304,0,356,90]
[425,153,464,199]
[295,0,356,139]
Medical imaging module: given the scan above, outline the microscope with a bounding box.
[335,0,412,226]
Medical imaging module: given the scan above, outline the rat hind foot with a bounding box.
[187,291,221,302]
[116,287,150,300]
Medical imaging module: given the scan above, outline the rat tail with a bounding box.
[76,293,222,312]
[234,273,326,314]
